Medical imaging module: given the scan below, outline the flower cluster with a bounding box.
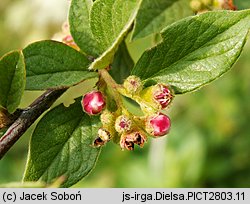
[81,74,174,151]
[190,0,236,13]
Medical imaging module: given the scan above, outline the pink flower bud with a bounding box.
[153,84,173,109]
[146,113,171,137]
[82,91,105,115]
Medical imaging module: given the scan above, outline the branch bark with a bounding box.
[0,88,67,159]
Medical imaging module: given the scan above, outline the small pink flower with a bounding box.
[82,91,105,115]
[153,84,173,109]
[115,115,132,133]
[146,113,171,136]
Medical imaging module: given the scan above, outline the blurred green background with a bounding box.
[0,0,249,188]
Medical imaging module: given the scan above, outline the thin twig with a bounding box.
[0,88,67,159]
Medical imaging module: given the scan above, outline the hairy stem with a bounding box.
[0,88,66,159]
[99,69,124,108]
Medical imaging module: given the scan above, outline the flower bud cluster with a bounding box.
[122,76,173,139]
[214,0,237,10]
[80,74,174,151]
[190,0,236,13]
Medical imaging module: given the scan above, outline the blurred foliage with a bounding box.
[235,0,250,10]
[0,0,249,187]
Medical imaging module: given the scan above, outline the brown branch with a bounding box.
[0,88,67,159]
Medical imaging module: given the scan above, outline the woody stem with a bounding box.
[0,88,66,159]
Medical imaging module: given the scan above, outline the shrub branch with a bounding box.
[0,88,67,159]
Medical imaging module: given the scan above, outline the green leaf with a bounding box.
[126,33,156,62]
[0,51,25,113]
[69,0,101,57]
[89,0,141,69]
[109,41,134,84]
[132,10,250,94]
[0,182,46,188]
[23,40,98,90]
[132,0,193,40]
[23,98,101,187]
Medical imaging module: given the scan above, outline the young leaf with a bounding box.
[23,99,101,187]
[69,0,101,57]
[0,51,25,113]
[132,10,250,94]
[109,41,134,84]
[89,0,141,69]
[132,0,193,40]
[23,40,98,90]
